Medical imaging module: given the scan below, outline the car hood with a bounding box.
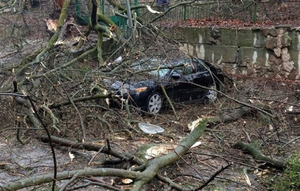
[104,78,157,91]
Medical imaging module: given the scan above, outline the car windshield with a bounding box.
[131,58,171,78]
[150,68,170,77]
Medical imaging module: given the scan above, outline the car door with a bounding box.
[191,60,214,100]
[169,63,195,102]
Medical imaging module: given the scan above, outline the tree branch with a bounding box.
[195,163,232,190]
[131,119,208,191]
[0,168,139,191]
[15,0,72,78]
[49,93,111,109]
[37,135,144,166]
[233,141,286,170]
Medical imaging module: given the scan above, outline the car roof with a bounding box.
[130,57,211,72]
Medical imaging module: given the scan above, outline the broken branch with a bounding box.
[0,168,139,191]
[233,141,286,170]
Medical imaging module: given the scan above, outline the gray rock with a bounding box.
[281,48,291,62]
[273,47,281,57]
[265,36,277,49]
[282,61,294,72]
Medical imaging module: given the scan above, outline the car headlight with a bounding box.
[135,87,147,92]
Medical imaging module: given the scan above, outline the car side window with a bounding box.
[182,64,194,75]
[173,67,183,75]
[193,59,206,71]
[173,62,195,76]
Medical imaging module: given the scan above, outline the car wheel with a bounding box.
[206,86,217,102]
[147,93,163,114]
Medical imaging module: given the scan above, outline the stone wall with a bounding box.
[165,27,300,79]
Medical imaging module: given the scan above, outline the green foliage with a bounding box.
[271,153,300,191]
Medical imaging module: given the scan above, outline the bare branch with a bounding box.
[0,168,139,191]
[233,141,286,170]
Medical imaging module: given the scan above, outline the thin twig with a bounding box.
[174,149,203,180]
[156,174,187,191]
[161,84,178,120]
[280,136,300,149]
[68,180,122,191]
[88,145,106,165]
[149,0,197,23]
[59,172,80,191]
[185,81,275,117]
[195,163,232,190]
[41,103,60,133]
[16,120,25,145]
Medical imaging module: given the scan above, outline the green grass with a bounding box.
[271,153,300,191]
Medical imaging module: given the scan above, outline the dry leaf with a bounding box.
[105,98,110,106]
[68,152,75,162]
[114,136,126,140]
[269,124,274,131]
[121,178,133,184]
[243,168,251,186]
[146,5,162,14]
[54,40,67,45]
[188,118,203,131]
[44,19,58,32]
[191,141,202,148]
[244,173,251,186]
[21,90,27,96]
[255,169,270,177]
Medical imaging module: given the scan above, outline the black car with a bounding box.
[105,57,224,114]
